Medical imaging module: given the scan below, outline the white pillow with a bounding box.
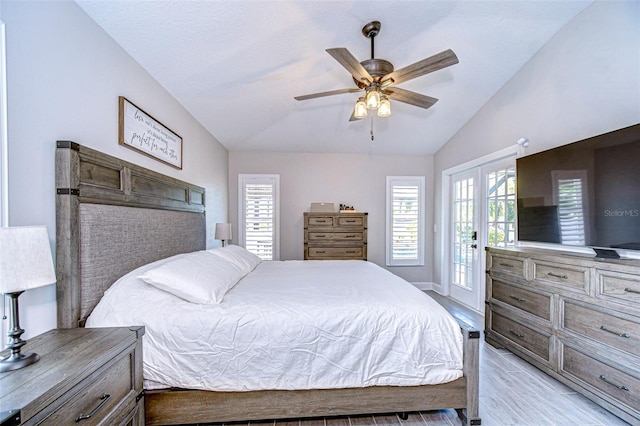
[138,251,244,304]
[208,245,262,275]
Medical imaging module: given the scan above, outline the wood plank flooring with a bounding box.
[183,291,631,426]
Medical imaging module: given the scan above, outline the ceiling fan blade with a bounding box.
[384,87,438,109]
[294,88,361,101]
[326,48,373,85]
[381,49,458,87]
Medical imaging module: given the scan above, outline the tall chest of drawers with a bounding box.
[0,327,144,425]
[485,247,640,424]
[304,212,368,260]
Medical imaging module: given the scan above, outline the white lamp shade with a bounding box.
[215,223,232,241]
[0,226,56,293]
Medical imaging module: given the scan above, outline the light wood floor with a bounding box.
[189,292,631,426]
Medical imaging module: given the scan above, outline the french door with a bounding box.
[446,156,516,312]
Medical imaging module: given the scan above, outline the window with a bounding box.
[238,174,280,260]
[552,170,588,245]
[386,176,424,266]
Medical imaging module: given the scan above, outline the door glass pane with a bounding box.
[486,166,516,248]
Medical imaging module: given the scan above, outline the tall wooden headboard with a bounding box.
[55,141,206,328]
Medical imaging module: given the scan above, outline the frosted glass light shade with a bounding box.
[366,89,381,110]
[377,97,391,117]
[0,226,55,293]
[354,98,368,119]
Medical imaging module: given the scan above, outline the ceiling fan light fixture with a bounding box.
[377,96,391,117]
[354,97,368,119]
[366,88,381,110]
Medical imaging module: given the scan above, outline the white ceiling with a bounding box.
[76,0,593,155]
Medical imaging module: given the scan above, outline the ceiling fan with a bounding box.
[294,21,459,121]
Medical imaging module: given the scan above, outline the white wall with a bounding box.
[2,0,228,340]
[432,0,640,285]
[229,151,434,283]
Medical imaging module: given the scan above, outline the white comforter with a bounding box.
[87,259,463,391]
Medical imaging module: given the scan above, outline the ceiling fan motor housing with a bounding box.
[353,59,394,88]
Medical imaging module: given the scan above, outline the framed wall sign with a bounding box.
[118,96,183,169]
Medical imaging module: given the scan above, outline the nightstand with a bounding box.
[0,327,144,425]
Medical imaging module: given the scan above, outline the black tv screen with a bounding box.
[516,123,640,252]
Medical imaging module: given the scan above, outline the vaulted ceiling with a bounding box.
[76,0,593,155]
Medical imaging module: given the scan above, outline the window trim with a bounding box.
[237,174,280,260]
[386,176,425,266]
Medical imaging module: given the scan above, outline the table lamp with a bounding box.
[0,226,56,372]
[215,223,232,247]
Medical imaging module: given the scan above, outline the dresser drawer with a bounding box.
[308,231,363,241]
[308,247,363,259]
[562,301,640,358]
[532,260,589,293]
[39,350,135,425]
[596,269,640,308]
[337,216,364,227]
[307,216,334,226]
[562,345,640,411]
[490,254,526,278]
[490,311,550,361]
[492,280,551,321]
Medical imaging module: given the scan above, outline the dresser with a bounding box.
[304,212,368,260]
[485,247,640,424]
[0,327,144,425]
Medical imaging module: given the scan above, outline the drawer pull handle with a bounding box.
[624,287,640,295]
[600,325,630,338]
[599,375,629,392]
[547,272,568,279]
[509,295,526,302]
[345,235,357,238]
[499,262,514,268]
[316,250,326,254]
[76,393,111,422]
[346,250,356,254]
[508,329,524,339]
[345,220,356,223]
[316,220,327,223]
[316,234,326,238]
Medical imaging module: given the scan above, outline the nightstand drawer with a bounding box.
[41,351,135,424]
[562,301,640,357]
[492,280,551,321]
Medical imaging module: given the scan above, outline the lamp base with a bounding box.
[1,291,40,372]
[0,351,39,372]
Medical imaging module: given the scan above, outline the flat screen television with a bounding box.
[516,123,640,257]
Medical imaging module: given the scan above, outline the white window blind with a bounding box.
[386,176,424,266]
[238,174,280,260]
[552,170,588,246]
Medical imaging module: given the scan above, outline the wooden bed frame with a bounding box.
[55,141,481,426]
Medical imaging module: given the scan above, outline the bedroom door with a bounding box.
[446,156,517,312]
[449,169,481,309]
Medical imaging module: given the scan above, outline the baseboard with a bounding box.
[411,282,436,291]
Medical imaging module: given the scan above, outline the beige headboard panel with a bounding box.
[56,141,206,328]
